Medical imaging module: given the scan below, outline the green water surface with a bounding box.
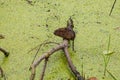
[0,0,120,80]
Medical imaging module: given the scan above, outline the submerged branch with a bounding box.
[63,46,84,80]
[0,67,4,77]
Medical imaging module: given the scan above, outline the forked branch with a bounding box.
[63,46,84,80]
[29,40,67,80]
[29,40,83,80]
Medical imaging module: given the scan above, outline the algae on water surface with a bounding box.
[0,0,120,80]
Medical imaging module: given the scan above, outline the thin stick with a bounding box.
[40,58,48,80]
[63,45,84,80]
[0,48,9,57]
[27,41,59,54]
[29,39,83,80]
[29,40,67,80]
[0,67,4,77]
[31,45,41,64]
[109,0,116,16]
[0,67,6,80]
[28,41,59,64]
[72,40,75,51]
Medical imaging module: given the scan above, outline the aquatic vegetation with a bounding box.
[107,70,117,80]
[102,35,115,76]
[109,0,117,16]
[0,0,120,80]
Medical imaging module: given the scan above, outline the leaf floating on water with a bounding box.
[103,50,115,55]
[0,34,5,39]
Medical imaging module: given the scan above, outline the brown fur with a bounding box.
[54,28,75,40]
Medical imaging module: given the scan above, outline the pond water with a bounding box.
[0,0,120,80]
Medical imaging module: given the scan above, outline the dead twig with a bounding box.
[0,67,4,77]
[29,40,83,80]
[29,40,67,80]
[27,41,59,54]
[40,58,48,80]
[0,48,9,57]
[63,45,84,80]
[27,41,59,64]
[0,66,7,80]
[0,48,9,80]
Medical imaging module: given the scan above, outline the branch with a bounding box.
[40,58,48,80]
[27,41,59,64]
[29,40,68,80]
[27,41,59,54]
[0,67,4,77]
[29,39,83,80]
[0,67,6,80]
[0,48,9,57]
[63,45,84,80]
